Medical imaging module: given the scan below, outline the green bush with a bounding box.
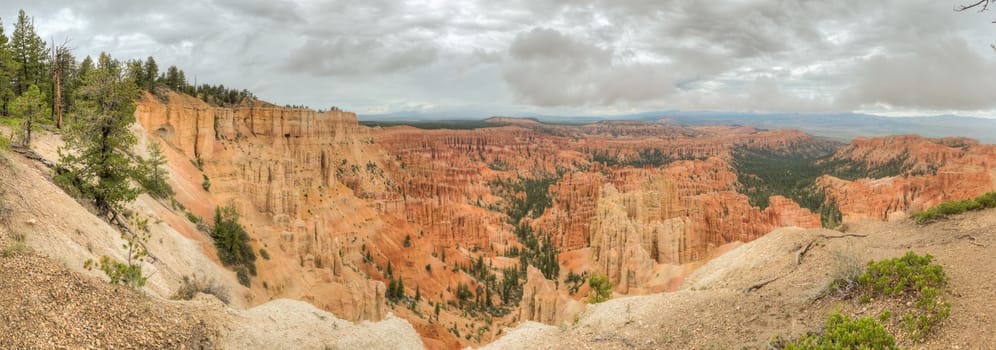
[235,267,251,288]
[975,192,996,208]
[904,286,950,340]
[785,313,897,349]
[587,272,612,303]
[202,174,211,192]
[185,211,201,224]
[912,191,996,224]
[259,248,270,260]
[858,251,950,341]
[858,251,946,297]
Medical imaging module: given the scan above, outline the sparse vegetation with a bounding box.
[172,275,230,304]
[2,232,26,257]
[782,312,898,349]
[84,214,150,289]
[565,270,588,295]
[587,272,612,303]
[911,191,996,224]
[826,244,864,297]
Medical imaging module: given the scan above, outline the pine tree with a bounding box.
[9,84,48,146]
[386,278,397,300]
[10,10,48,96]
[143,56,158,90]
[165,65,181,90]
[139,141,174,198]
[55,52,141,215]
[211,204,256,269]
[125,59,145,91]
[0,17,17,116]
[69,56,92,125]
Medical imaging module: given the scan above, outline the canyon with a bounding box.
[22,90,990,349]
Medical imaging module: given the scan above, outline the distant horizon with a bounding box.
[357,110,996,144]
[355,109,996,121]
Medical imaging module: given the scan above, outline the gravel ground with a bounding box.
[0,248,219,349]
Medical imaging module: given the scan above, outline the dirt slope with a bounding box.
[0,247,219,348]
[0,138,425,349]
[484,209,996,349]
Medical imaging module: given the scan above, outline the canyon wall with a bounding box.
[588,159,821,294]
[136,91,394,321]
[820,135,996,221]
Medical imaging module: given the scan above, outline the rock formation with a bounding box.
[132,93,996,350]
[519,266,583,324]
[820,135,996,221]
[136,91,393,321]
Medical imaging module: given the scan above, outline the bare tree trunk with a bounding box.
[50,38,71,129]
[54,66,61,128]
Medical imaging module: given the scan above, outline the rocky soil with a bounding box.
[0,236,219,349]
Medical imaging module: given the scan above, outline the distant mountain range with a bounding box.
[359,111,996,143]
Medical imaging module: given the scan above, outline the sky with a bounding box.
[2,0,996,118]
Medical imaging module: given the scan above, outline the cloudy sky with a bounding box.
[3,0,996,118]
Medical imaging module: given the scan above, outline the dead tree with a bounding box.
[957,0,996,21]
[49,38,72,129]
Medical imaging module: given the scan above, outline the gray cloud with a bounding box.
[1,0,994,116]
[283,38,438,76]
[503,28,673,106]
[840,39,996,110]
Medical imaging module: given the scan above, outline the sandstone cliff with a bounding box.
[588,159,821,294]
[820,135,996,221]
[136,91,393,321]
